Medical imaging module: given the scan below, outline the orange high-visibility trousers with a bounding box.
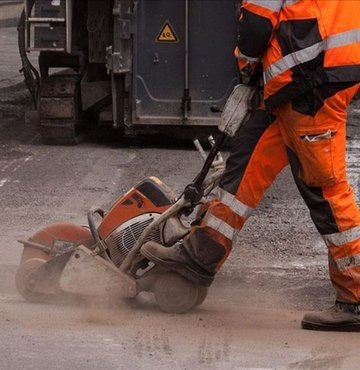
[184,82,360,304]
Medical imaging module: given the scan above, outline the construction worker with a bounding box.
[141,0,360,331]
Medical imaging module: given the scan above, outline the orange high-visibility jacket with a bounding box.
[237,0,360,109]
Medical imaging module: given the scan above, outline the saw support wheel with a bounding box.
[154,271,199,314]
[194,286,208,308]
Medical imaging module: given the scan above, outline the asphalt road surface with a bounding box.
[1,80,360,368]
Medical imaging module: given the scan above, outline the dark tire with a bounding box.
[154,271,199,314]
[39,74,83,146]
[15,258,48,303]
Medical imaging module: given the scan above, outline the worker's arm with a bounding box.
[236,0,283,78]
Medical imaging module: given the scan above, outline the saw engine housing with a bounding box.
[98,177,176,267]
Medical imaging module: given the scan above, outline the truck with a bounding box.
[19,0,240,144]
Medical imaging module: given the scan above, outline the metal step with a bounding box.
[25,0,72,52]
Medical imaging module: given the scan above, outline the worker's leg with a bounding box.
[276,82,360,304]
[274,82,360,330]
[142,109,289,284]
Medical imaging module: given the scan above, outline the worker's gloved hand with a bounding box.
[234,46,260,84]
[237,58,260,85]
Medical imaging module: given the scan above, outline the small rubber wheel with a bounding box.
[195,286,208,308]
[154,271,199,314]
[15,258,47,303]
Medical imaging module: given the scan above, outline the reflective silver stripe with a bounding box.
[325,29,360,49]
[333,254,360,272]
[264,28,360,82]
[218,188,254,218]
[264,41,323,81]
[246,0,283,12]
[246,0,299,12]
[204,213,235,240]
[283,0,301,6]
[323,225,360,247]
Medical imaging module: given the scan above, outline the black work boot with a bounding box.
[302,301,360,331]
[140,241,214,287]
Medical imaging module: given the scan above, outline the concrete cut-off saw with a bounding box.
[16,84,257,314]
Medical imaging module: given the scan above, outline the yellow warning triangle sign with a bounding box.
[156,21,178,43]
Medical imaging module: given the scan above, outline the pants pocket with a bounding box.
[296,129,339,187]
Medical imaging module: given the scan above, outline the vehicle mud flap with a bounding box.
[59,246,137,298]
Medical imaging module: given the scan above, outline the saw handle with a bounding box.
[184,132,226,205]
[87,207,105,243]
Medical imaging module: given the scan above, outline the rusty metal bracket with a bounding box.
[119,19,131,40]
[106,47,131,74]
